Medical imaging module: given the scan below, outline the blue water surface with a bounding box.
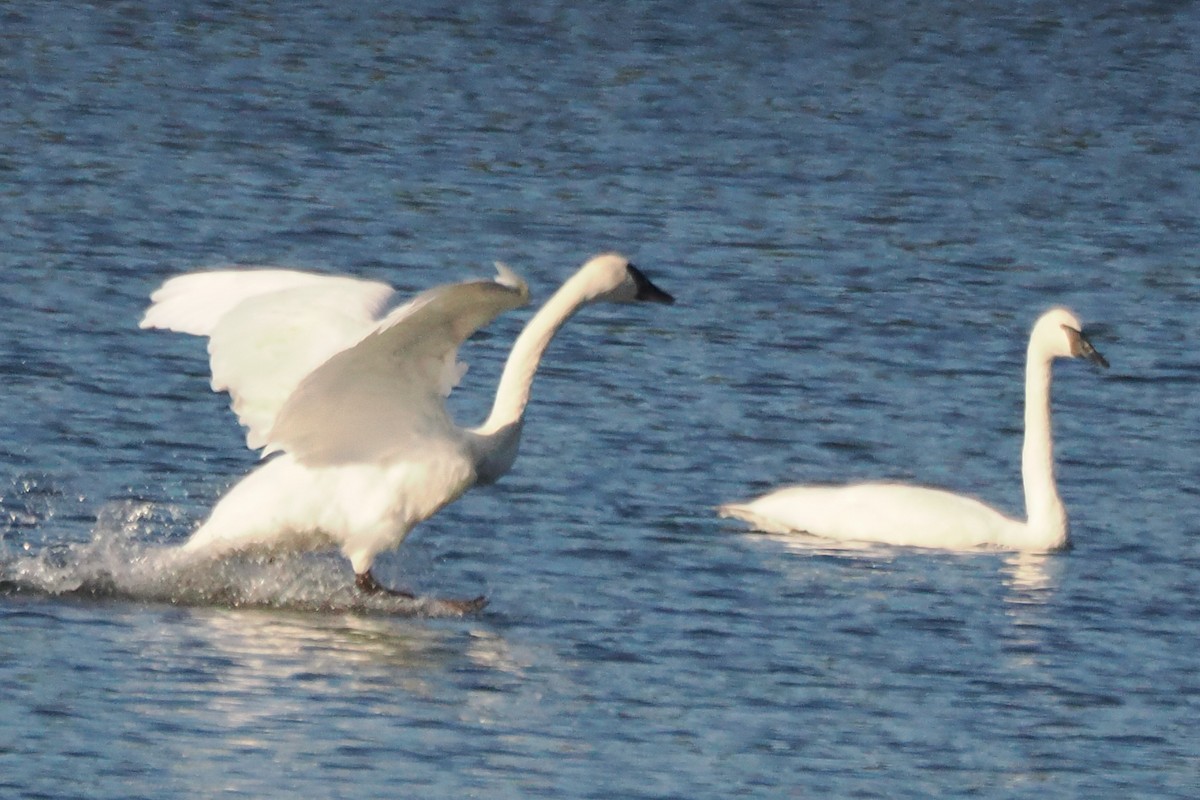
[3,1,1200,797]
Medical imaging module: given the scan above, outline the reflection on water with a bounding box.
[998,551,1062,673]
[740,528,1070,603]
[104,598,528,794]
[744,528,893,557]
[200,608,520,678]
[1000,550,1060,601]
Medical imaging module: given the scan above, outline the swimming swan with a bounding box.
[142,253,674,610]
[718,308,1107,551]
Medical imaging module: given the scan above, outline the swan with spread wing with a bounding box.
[142,252,673,611]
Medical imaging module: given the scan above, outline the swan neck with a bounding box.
[1021,343,1066,547]
[485,277,591,431]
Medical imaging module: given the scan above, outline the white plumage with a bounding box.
[143,269,399,451]
[719,308,1108,552]
[143,253,672,609]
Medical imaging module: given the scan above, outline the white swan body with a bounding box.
[719,308,1107,552]
[143,253,673,602]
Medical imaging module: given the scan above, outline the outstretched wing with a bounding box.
[265,265,530,466]
[141,268,396,450]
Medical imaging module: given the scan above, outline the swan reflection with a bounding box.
[1000,550,1060,603]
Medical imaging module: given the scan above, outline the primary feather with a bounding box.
[141,269,399,450]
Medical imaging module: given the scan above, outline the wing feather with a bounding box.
[141,268,395,449]
[266,269,530,466]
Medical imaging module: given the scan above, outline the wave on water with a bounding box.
[0,496,483,618]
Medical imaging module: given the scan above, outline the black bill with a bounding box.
[1068,327,1109,368]
[628,264,675,304]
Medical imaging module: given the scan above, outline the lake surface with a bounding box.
[3,1,1200,797]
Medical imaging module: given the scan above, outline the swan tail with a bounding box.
[717,502,800,535]
[716,502,744,519]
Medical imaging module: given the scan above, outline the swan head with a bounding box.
[1032,307,1108,367]
[578,252,675,305]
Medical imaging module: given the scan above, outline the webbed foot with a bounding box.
[355,570,416,598]
[355,570,487,614]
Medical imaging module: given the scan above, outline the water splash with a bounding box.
[1,473,63,533]
[0,498,483,618]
